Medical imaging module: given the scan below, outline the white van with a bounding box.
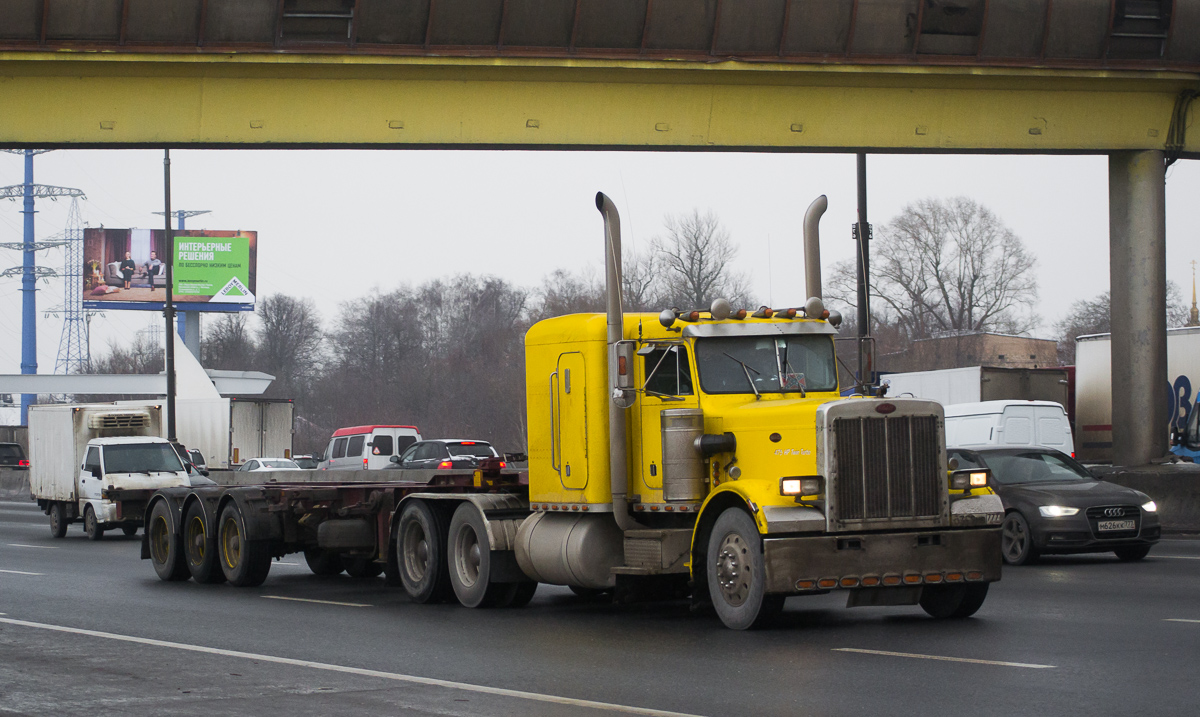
[318,425,422,470]
[944,400,1075,457]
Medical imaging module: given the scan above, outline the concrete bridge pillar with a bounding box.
[1108,150,1168,466]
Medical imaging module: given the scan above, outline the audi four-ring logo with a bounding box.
[1104,507,1124,517]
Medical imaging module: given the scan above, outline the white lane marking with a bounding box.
[1165,619,1200,624]
[834,648,1055,669]
[7,543,56,549]
[1156,556,1200,560]
[0,617,700,717]
[0,569,43,576]
[261,596,370,608]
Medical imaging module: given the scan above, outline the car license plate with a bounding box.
[1098,519,1136,532]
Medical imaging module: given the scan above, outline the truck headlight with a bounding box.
[781,476,822,496]
[1142,501,1157,513]
[1039,505,1079,518]
[949,469,990,491]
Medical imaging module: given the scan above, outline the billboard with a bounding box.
[83,228,256,311]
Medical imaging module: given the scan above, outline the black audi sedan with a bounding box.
[948,447,1160,565]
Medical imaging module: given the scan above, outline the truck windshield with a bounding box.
[104,443,184,474]
[694,335,837,395]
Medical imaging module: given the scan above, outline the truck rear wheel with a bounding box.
[919,583,989,619]
[122,525,138,537]
[218,502,271,587]
[506,581,538,608]
[148,500,190,581]
[706,507,784,630]
[344,556,384,579]
[48,503,67,539]
[183,501,226,584]
[84,505,104,541]
[397,500,451,603]
[304,548,345,576]
[447,502,511,608]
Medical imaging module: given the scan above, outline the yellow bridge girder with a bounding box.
[1,52,1197,153]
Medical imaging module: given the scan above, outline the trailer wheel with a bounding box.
[84,505,105,541]
[447,502,512,608]
[344,556,384,579]
[397,500,451,603]
[218,502,271,587]
[48,503,67,539]
[706,507,784,630]
[183,501,226,584]
[919,583,989,619]
[148,500,190,581]
[304,549,345,576]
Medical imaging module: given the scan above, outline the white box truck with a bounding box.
[116,396,294,469]
[882,366,1070,407]
[29,404,195,540]
[1075,326,1200,462]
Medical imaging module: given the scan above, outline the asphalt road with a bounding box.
[1,499,1197,717]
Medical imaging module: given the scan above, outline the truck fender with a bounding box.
[216,488,282,543]
[690,487,759,593]
[395,492,530,551]
[141,487,190,560]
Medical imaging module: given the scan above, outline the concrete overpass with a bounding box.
[1,0,1193,464]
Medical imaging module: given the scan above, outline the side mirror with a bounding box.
[389,455,401,464]
[201,469,210,477]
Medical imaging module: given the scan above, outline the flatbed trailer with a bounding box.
[123,459,540,606]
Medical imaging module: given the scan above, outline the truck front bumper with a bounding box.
[762,527,1002,594]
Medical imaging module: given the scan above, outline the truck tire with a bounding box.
[48,503,68,539]
[344,556,384,579]
[217,502,272,587]
[920,583,989,619]
[447,502,512,608]
[396,500,451,604]
[148,500,190,581]
[706,507,784,630]
[506,581,538,608]
[84,505,105,541]
[183,501,226,584]
[304,548,345,576]
[122,525,138,537]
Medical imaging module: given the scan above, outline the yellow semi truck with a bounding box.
[514,193,1003,628]
[137,192,1002,630]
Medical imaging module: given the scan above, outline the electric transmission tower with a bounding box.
[46,198,92,375]
[0,149,86,422]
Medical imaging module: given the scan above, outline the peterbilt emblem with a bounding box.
[875,403,896,414]
[1103,507,1124,517]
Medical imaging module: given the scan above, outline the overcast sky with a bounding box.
[0,148,1196,374]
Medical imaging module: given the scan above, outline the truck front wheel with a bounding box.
[183,501,226,584]
[218,503,271,587]
[396,500,451,603]
[148,500,190,581]
[706,507,784,630]
[84,505,104,541]
[48,503,67,539]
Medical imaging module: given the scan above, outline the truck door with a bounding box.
[78,446,102,509]
[637,345,696,492]
[555,352,588,490]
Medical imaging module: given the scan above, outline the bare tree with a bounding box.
[1054,282,1190,364]
[830,197,1039,343]
[530,269,604,322]
[87,333,164,375]
[651,209,753,310]
[201,313,256,370]
[255,294,324,398]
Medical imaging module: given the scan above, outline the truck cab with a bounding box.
[76,437,193,539]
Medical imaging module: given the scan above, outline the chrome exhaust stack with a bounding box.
[804,195,828,302]
[596,192,642,532]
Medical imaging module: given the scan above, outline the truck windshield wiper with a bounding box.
[723,352,761,400]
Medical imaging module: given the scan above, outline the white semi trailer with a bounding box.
[1075,326,1200,462]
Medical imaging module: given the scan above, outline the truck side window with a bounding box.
[371,435,394,456]
[332,437,348,459]
[346,435,365,457]
[84,447,100,472]
[643,346,694,397]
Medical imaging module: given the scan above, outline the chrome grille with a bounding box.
[833,415,942,524]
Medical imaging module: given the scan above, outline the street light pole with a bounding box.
[162,150,177,443]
